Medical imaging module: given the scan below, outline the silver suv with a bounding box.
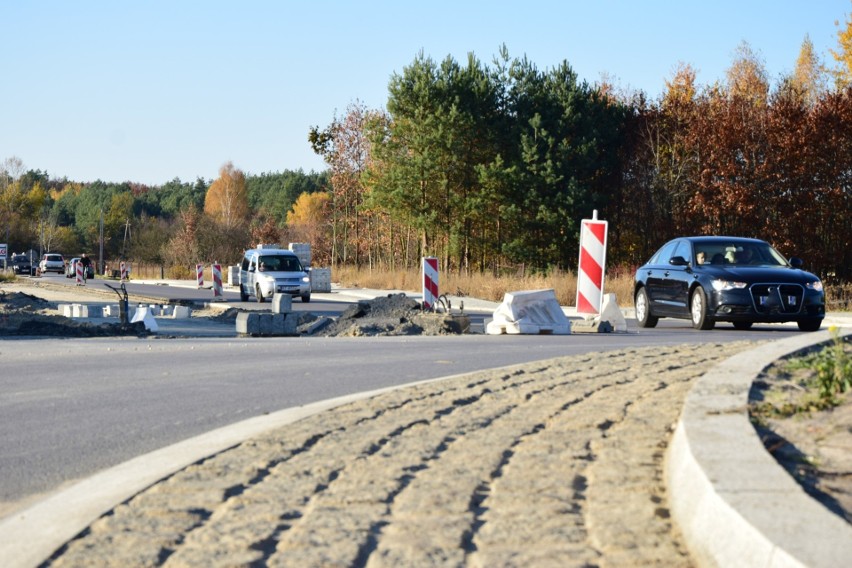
[39,253,65,274]
[239,246,311,303]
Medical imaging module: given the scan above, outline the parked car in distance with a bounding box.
[39,253,65,274]
[10,254,34,275]
[65,257,95,280]
[634,236,825,331]
[239,246,311,303]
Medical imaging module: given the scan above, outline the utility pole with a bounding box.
[99,209,104,275]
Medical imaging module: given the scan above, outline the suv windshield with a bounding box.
[259,255,302,272]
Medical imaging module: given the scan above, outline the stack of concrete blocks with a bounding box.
[236,293,298,337]
[227,265,240,287]
[309,267,332,293]
[288,242,311,268]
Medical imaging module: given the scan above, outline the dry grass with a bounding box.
[130,261,850,311]
[332,266,636,307]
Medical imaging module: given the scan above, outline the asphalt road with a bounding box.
[0,276,809,519]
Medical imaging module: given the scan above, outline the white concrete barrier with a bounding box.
[171,305,191,319]
[486,289,571,335]
[131,306,158,331]
[598,293,628,332]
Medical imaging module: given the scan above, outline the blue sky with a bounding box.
[1,1,849,186]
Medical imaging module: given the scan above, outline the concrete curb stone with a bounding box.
[668,328,852,567]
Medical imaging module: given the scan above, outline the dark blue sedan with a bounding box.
[634,236,825,331]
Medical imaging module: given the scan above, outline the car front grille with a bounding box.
[750,284,804,315]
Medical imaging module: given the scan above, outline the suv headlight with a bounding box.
[712,279,748,291]
[806,280,823,292]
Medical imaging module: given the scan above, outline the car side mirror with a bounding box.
[669,256,689,266]
[789,257,803,269]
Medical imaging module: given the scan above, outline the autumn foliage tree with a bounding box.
[286,191,331,265]
[204,162,249,230]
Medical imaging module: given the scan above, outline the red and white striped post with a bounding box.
[422,256,439,310]
[576,210,608,316]
[120,261,128,282]
[75,260,84,286]
[196,263,204,288]
[212,263,223,300]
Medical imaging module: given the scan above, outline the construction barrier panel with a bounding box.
[75,261,84,286]
[422,257,439,310]
[576,211,608,316]
[120,261,129,281]
[212,263,223,299]
[196,263,204,288]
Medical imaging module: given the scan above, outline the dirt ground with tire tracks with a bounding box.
[45,342,758,567]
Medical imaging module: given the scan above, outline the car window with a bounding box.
[672,241,691,263]
[649,241,678,265]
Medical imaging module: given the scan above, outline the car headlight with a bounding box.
[712,280,748,291]
[806,280,823,292]
[301,276,310,283]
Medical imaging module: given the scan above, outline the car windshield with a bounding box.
[693,241,788,267]
[258,255,302,272]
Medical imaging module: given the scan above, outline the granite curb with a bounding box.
[668,328,852,567]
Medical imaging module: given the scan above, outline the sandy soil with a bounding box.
[749,347,852,524]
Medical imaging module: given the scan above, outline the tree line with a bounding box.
[3,13,851,281]
[311,37,851,281]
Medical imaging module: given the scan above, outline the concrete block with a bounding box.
[309,267,332,293]
[72,304,89,318]
[272,294,292,314]
[236,312,258,335]
[257,313,274,335]
[281,314,297,335]
[171,305,191,319]
[227,265,240,286]
[59,304,73,317]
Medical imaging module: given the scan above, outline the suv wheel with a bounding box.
[239,285,248,302]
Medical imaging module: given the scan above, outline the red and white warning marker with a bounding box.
[422,256,439,310]
[196,263,204,288]
[576,210,608,316]
[212,263,223,300]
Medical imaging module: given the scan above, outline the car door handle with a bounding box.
[664,271,670,277]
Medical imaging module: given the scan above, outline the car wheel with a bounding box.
[634,288,658,328]
[797,319,822,332]
[255,285,265,303]
[301,293,311,303]
[239,285,248,302]
[732,321,753,330]
[690,287,715,330]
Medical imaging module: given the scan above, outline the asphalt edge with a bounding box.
[667,328,852,567]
